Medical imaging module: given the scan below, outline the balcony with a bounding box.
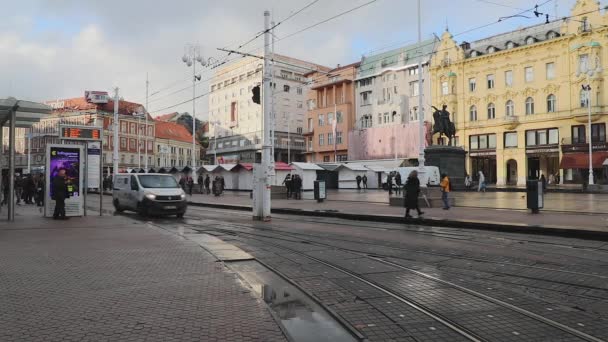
[502,115,520,129]
[302,128,314,137]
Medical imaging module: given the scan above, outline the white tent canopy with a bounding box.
[291,162,323,191]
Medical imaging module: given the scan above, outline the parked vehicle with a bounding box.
[112,174,187,218]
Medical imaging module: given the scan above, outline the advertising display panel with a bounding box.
[45,144,84,217]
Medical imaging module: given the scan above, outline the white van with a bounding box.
[392,166,441,186]
[113,173,187,217]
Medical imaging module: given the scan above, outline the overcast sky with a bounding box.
[1,0,573,120]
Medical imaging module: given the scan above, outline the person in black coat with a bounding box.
[404,170,424,219]
[52,168,69,220]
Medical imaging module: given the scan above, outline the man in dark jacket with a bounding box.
[293,175,303,200]
[394,172,402,195]
[404,170,424,219]
[204,175,211,194]
[52,168,69,220]
[197,174,204,193]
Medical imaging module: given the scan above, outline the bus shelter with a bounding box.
[0,98,52,221]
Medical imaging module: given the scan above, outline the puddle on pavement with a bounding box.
[229,260,357,342]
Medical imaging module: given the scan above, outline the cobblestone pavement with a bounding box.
[0,206,287,342]
[170,205,608,342]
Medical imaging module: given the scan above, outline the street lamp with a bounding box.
[181,44,210,170]
[577,58,602,186]
[210,119,221,164]
[134,106,146,170]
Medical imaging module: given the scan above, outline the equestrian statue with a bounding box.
[431,105,456,146]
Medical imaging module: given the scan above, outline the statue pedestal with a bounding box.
[424,146,467,190]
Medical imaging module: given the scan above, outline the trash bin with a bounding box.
[314,180,326,203]
[526,180,544,214]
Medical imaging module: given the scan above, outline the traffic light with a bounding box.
[251,85,261,104]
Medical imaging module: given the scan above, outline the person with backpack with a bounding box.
[440,173,451,210]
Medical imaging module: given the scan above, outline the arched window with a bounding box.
[580,88,589,108]
[506,41,516,49]
[525,97,535,115]
[547,94,556,113]
[470,105,478,121]
[547,31,558,39]
[487,103,496,119]
[506,100,514,116]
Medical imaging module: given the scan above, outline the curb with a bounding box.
[187,201,608,241]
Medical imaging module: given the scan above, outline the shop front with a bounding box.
[560,141,608,185]
[525,128,559,181]
[469,134,497,183]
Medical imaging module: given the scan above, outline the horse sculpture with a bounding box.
[431,105,456,146]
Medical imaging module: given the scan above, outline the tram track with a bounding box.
[186,221,607,342]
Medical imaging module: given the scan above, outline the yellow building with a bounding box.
[431,0,608,187]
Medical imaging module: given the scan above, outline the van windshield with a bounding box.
[138,175,180,189]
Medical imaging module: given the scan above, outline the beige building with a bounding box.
[431,0,608,186]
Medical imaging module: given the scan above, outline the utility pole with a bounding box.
[271,21,276,163]
[417,0,425,168]
[256,10,273,221]
[145,73,149,171]
[113,87,119,178]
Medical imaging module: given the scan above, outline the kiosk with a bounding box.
[45,144,84,217]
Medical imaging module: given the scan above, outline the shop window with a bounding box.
[572,125,585,144]
[592,123,606,143]
[526,128,559,146]
[469,134,496,150]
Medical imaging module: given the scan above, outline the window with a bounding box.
[592,123,606,142]
[360,91,372,106]
[579,54,589,73]
[319,134,324,146]
[505,70,513,87]
[525,67,534,83]
[327,132,334,145]
[469,134,496,150]
[580,88,589,108]
[120,137,127,149]
[411,107,419,121]
[441,81,449,95]
[307,99,316,110]
[410,81,420,96]
[308,138,312,151]
[408,68,419,76]
[336,111,343,123]
[307,118,313,132]
[230,102,238,124]
[359,78,372,87]
[336,131,343,144]
[283,85,290,92]
[526,128,559,146]
[547,94,556,113]
[469,78,476,92]
[327,113,334,125]
[469,106,478,121]
[546,62,555,80]
[297,101,303,109]
[378,113,382,125]
[572,125,586,144]
[383,112,389,124]
[487,103,496,119]
[318,114,325,126]
[525,97,535,115]
[296,87,303,95]
[506,100,514,116]
[487,74,495,89]
[504,132,518,148]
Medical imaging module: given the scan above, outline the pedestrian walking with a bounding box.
[395,172,402,195]
[477,171,486,192]
[283,174,292,199]
[212,176,221,196]
[15,175,23,205]
[464,173,472,190]
[197,174,204,193]
[204,174,211,195]
[52,168,69,220]
[292,175,303,199]
[404,170,424,219]
[179,176,187,192]
[25,175,35,204]
[387,172,394,195]
[356,175,362,190]
[540,174,547,191]
[1,174,8,206]
[219,176,225,193]
[187,175,194,196]
[362,175,368,189]
[440,173,451,210]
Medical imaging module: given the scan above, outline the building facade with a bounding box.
[303,62,359,163]
[430,0,608,186]
[206,54,326,163]
[1,92,156,174]
[154,121,200,169]
[349,38,438,161]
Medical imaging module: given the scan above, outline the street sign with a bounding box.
[59,125,102,141]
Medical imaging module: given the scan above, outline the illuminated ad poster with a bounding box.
[87,142,101,189]
[45,145,84,217]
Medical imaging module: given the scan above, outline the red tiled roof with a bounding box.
[155,121,197,144]
[155,112,179,122]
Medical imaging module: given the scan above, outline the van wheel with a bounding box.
[113,199,124,212]
[176,213,184,218]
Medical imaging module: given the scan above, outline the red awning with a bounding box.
[560,152,608,169]
[236,162,293,171]
[239,163,253,171]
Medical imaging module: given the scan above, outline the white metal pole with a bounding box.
[214,121,217,164]
[288,117,290,163]
[260,10,272,220]
[137,115,141,169]
[192,57,197,170]
[113,88,119,178]
[587,82,595,185]
[8,109,16,221]
[334,102,338,162]
[27,131,31,173]
[417,0,425,168]
[271,21,276,163]
[145,73,149,171]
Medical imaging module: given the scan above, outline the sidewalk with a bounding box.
[0,205,287,342]
[188,192,608,239]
